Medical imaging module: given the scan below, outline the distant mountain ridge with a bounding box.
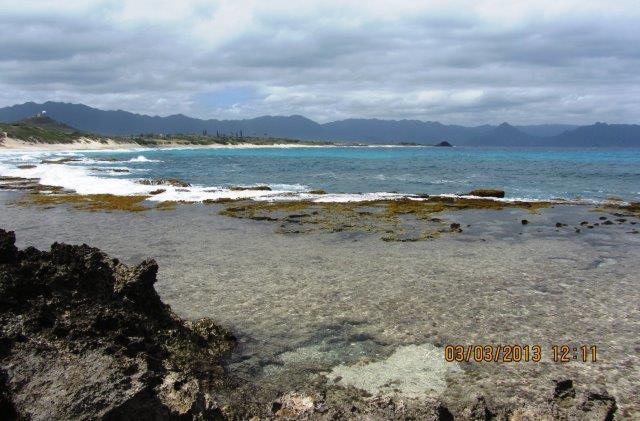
[0,101,638,147]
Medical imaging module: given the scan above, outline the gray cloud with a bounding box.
[0,0,639,124]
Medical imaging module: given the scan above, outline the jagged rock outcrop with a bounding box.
[0,229,235,420]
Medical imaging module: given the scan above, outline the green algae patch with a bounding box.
[202,197,244,204]
[626,202,640,214]
[219,200,314,218]
[155,201,178,211]
[18,192,152,212]
[593,201,640,219]
[215,196,554,241]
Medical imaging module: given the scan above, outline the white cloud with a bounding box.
[0,0,639,124]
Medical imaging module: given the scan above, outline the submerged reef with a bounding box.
[19,193,153,212]
[0,229,621,420]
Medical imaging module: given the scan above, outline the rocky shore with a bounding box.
[0,228,235,419]
[0,229,621,420]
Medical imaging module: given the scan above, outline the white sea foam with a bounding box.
[88,166,134,175]
[267,183,309,192]
[128,155,162,163]
[0,162,150,195]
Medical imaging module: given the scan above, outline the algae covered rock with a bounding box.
[466,189,505,198]
[0,228,234,420]
[138,177,191,188]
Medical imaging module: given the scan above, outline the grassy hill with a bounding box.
[0,115,87,144]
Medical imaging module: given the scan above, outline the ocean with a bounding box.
[1,144,640,416]
[1,145,640,202]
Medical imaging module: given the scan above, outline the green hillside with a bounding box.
[0,115,86,143]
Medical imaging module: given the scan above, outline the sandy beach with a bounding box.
[0,137,335,151]
[0,136,142,150]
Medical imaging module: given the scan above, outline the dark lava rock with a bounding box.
[521,219,529,225]
[450,222,461,230]
[466,189,505,198]
[0,229,234,420]
[138,178,191,188]
[434,141,453,147]
[553,379,576,400]
[555,222,567,228]
[16,165,36,169]
[599,216,608,220]
[577,392,617,421]
[580,221,589,226]
[603,220,614,225]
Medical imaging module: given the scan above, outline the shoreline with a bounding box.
[0,137,338,152]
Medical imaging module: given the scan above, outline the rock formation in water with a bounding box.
[434,141,453,147]
[465,188,506,198]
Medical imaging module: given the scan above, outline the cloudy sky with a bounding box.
[1,0,639,124]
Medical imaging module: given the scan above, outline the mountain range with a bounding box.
[1,101,639,147]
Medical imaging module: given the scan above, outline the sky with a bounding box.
[0,0,639,125]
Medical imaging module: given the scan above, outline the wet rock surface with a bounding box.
[465,189,506,198]
[264,379,617,420]
[138,178,191,188]
[0,229,234,420]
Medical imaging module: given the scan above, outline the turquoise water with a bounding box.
[87,146,640,201]
[2,146,640,201]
